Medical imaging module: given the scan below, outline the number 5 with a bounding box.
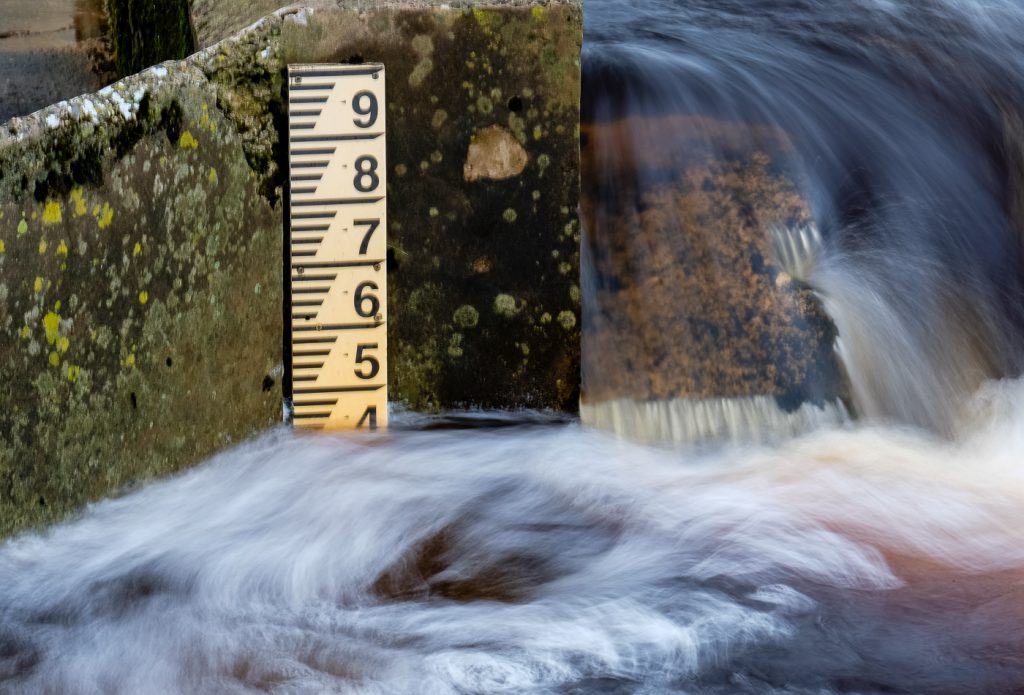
[355,343,380,379]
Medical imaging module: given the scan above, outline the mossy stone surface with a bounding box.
[0,1,582,538]
[276,4,581,409]
[0,62,283,539]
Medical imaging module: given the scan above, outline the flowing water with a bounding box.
[2,395,1024,694]
[4,0,1024,692]
[582,0,1024,437]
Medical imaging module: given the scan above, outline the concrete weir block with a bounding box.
[0,1,581,537]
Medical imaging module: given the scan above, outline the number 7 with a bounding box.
[354,219,380,255]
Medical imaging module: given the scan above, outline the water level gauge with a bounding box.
[287,63,387,430]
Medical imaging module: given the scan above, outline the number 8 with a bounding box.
[354,156,379,193]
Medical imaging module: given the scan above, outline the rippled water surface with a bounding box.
[583,0,1024,435]
[4,0,1024,692]
[2,382,1024,693]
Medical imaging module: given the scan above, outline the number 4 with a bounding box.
[357,406,377,430]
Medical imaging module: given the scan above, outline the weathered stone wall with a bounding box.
[0,63,284,538]
[0,1,581,538]
[278,4,582,409]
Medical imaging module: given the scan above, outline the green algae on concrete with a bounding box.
[190,0,582,410]
[0,61,283,539]
[276,3,583,411]
[0,0,582,538]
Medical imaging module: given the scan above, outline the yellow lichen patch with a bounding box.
[20,325,31,340]
[66,364,80,383]
[17,218,27,237]
[472,8,491,31]
[42,201,62,225]
[557,310,576,331]
[97,203,114,229]
[55,240,68,257]
[0,239,5,254]
[48,352,59,367]
[208,167,218,185]
[408,58,434,88]
[124,353,136,368]
[70,187,87,217]
[38,239,47,255]
[33,277,43,292]
[42,312,60,344]
[472,7,505,38]
[139,290,149,305]
[179,131,199,150]
[133,242,142,256]
[56,336,70,354]
[411,35,434,56]
[532,5,545,21]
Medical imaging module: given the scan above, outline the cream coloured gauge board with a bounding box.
[287,64,387,430]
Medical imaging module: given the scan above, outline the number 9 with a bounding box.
[353,91,378,128]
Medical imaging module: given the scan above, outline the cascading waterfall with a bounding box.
[581,0,1024,440]
[3,1,1024,693]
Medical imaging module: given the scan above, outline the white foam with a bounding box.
[581,395,849,445]
[2,384,1023,692]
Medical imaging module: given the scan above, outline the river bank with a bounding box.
[0,0,113,122]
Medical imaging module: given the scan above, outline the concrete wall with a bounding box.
[0,1,581,538]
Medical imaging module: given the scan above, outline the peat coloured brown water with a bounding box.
[3,0,1024,693]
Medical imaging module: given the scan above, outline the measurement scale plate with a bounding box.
[288,63,387,430]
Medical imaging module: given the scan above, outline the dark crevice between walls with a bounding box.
[106,0,197,76]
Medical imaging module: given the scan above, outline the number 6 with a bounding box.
[354,281,380,318]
